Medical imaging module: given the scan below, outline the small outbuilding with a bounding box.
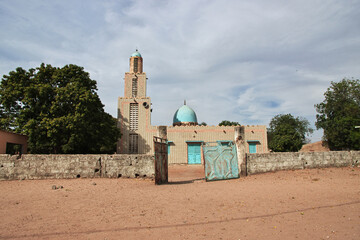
[0,130,28,154]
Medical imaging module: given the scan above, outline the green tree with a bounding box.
[218,120,240,126]
[0,63,120,154]
[199,122,207,126]
[315,78,360,150]
[268,114,313,152]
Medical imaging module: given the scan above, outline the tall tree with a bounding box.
[218,120,240,126]
[268,114,313,152]
[315,78,360,150]
[0,63,120,154]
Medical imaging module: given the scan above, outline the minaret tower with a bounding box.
[117,50,153,154]
[124,50,146,98]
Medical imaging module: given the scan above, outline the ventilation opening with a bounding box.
[94,168,99,173]
[143,175,147,178]
[129,134,138,154]
[76,174,80,178]
[132,78,138,97]
[134,58,138,72]
[135,173,139,178]
[129,103,138,131]
[118,174,122,178]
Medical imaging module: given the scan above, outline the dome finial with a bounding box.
[131,50,142,57]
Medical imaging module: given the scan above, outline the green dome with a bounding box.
[173,105,198,125]
[131,50,142,57]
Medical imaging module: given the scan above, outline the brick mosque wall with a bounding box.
[246,151,360,175]
[167,125,268,164]
[0,154,154,180]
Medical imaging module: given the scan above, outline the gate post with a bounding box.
[235,126,246,176]
[154,126,168,185]
[157,126,167,139]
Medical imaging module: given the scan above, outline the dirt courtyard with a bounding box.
[0,166,359,240]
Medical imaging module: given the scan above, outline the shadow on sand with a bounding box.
[167,178,205,185]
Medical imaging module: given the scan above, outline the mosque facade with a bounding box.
[117,51,268,164]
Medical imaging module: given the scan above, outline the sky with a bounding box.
[1,0,360,142]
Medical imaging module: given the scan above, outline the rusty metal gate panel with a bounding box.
[153,136,168,184]
[202,141,239,181]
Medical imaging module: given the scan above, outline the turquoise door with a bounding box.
[188,143,201,164]
[249,143,257,153]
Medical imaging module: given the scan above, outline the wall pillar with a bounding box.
[157,126,167,140]
[235,126,246,176]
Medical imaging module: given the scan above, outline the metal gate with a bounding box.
[202,141,239,181]
[153,136,168,184]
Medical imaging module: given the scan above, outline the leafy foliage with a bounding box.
[199,122,207,126]
[0,63,120,153]
[218,120,240,126]
[315,78,360,150]
[268,114,313,152]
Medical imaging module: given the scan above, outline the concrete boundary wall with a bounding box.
[246,151,360,175]
[0,154,154,181]
[1,151,359,180]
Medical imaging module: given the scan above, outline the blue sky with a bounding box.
[1,0,360,142]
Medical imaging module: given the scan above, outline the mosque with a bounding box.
[117,50,268,164]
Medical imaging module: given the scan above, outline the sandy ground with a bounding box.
[0,165,359,240]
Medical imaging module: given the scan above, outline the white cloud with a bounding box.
[0,0,359,142]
